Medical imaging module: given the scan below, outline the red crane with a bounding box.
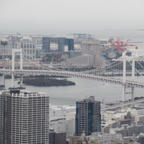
[109,39,138,52]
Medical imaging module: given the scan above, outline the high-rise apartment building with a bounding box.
[75,96,101,136]
[0,89,49,144]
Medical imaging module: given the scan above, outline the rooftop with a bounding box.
[1,88,49,98]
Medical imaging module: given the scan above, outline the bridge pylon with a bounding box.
[131,51,135,106]
[122,51,135,107]
[12,49,23,87]
[122,51,126,103]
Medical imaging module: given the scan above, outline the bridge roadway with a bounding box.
[102,98,144,111]
[0,69,144,88]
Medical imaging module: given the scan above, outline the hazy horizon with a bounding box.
[0,0,144,34]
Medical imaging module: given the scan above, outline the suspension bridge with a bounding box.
[1,48,144,105]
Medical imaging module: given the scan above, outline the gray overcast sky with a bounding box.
[0,0,144,34]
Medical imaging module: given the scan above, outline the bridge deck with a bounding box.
[0,69,144,88]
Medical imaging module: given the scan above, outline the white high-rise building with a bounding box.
[0,89,49,144]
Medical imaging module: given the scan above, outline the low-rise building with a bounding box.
[69,132,123,144]
[49,130,67,144]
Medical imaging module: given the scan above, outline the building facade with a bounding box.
[75,96,101,136]
[42,37,74,53]
[0,89,49,144]
[49,130,66,144]
[0,35,41,61]
[21,37,36,60]
[82,40,104,67]
[0,36,21,59]
[31,36,42,58]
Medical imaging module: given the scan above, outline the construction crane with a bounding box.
[104,39,138,60]
[108,39,138,53]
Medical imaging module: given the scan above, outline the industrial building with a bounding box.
[0,89,49,144]
[75,96,101,136]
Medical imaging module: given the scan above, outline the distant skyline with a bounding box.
[0,0,144,34]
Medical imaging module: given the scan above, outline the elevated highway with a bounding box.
[103,98,144,111]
